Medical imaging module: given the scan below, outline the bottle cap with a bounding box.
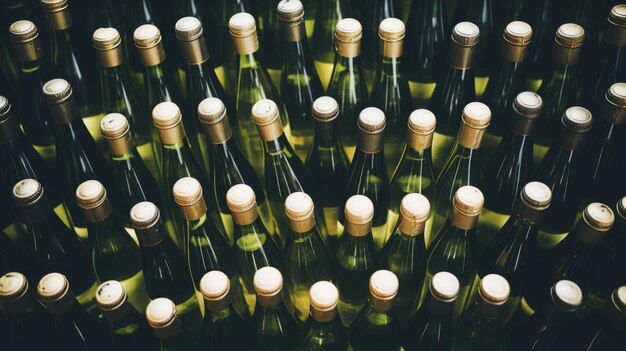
[309,281,339,322]
[610,5,626,26]
[152,102,185,144]
[198,97,227,125]
[40,0,68,11]
[335,18,362,57]
[8,20,38,43]
[478,274,510,305]
[379,18,405,57]
[562,106,593,133]
[284,192,316,233]
[229,12,257,38]
[41,0,71,31]
[130,201,160,230]
[583,202,615,231]
[357,107,386,153]
[175,16,208,64]
[252,99,283,141]
[369,270,399,311]
[430,271,460,302]
[521,181,552,211]
[95,280,127,311]
[617,196,626,223]
[407,109,436,150]
[277,0,304,22]
[42,78,72,104]
[12,178,44,207]
[175,16,203,41]
[133,24,161,49]
[312,96,340,122]
[450,186,484,230]
[92,27,122,50]
[551,280,583,311]
[100,113,130,139]
[344,195,374,237]
[555,23,585,48]
[253,266,283,307]
[76,180,112,222]
[602,83,626,124]
[503,21,533,45]
[200,271,231,313]
[226,184,258,225]
[452,22,480,46]
[0,96,9,117]
[37,272,69,302]
[146,297,177,328]
[398,193,430,236]
[458,102,491,149]
[612,286,626,313]
[0,272,28,301]
[514,92,543,118]
[606,5,626,45]
[173,177,207,221]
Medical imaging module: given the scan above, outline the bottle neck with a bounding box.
[106,134,137,159]
[1,289,39,316]
[334,54,362,74]
[102,300,134,324]
[313,119,344,148]
[426,293,454,317]
[136,222,168,247]
[262,134,291,154]
[446,42,475,71]
[551,45,581,67]
[357,132,384,154]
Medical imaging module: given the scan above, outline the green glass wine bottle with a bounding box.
[362,0,400,88]
[327,18,368,158]
[571,286,626,351]
[40,0,103,143]
[283,192,334,322]
[198,97,275,243]
[252,98,324,246]
[277,0,324,161]
[402,271,458,351]
[95,280,159,350]
[478,92,542,243]
[37,272,110,350]
[145,297,201,350]
[75,180,150,312]
[481,21,533,148]
[228,12,291,179]
[123,0,157,91]
[297,280,349,350]
[93,27,157,177]
[349,269,402,350]
[506,280,583,351]
[305,96,350,252]
[431,102,490,239]
[129,202,203,336]
[535,23,585,159]
[8,20,55,163]
[370,18,413,172]
[535,106,593,250]
[226,184,283,315]
[312,0,351,89]
[429,22,480,170]
[334,195,379,326]
[453,274,510,351]
[251,266,300,349]
[380,193,429,326]
[41,78,111,240]
[0,272,56,350]
[199,270,251,350]
[387,109,436,242]
[422,185,483,319]
[520,0,559,91]
[152,101,225,251]
[12,179,98,313]
[342,107,390,249]
[475,181,552,324]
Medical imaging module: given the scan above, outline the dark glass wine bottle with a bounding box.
[429,22,480,170]
[334,195,379,326]
[123,0,157,90]
[37,272,110,350]
[257,0,283,89]
[129,201,203,336]
[571,286,626,351]
[370,17,413,172]
[423,186,483,319]
[0,231,42,281]
[327,18,368,158]
[312,0,351,89]
[342,107,390,249]
[520,0,559,91]
[380,193,429,326]
[402,271,458,351]
[145,297,201,350]
[298,280,349,350]
[277,0,324,160]
[362,0,400,87]
[95,280,159,350]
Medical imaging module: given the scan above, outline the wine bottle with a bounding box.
[40,0,103,142]
[252,98,322,245]
[99,113,163,232]
[12,179,98,312]
[0,272,56,350]
[342,107,390,249]
[478,92,542,243]
[298,281,349,350]
[228,12,291,178]
[476,181,552,324]
[8,20,55,163]
[75,180,149,311]
[226,184,283,315]
[145,297,201,350]
[277,0,324,161]
[41,78,111,239]
[312,0,351,89]
[402,271,458,351]
[429,22,480,170]
[152,101,225,251]
[404,0,447,107]
[283,192,334,322]
[422,185,483,319]
[535,106,593,250]
[199,270,250,351]
[431,102,490,238]
[350,270,402,350]
[481,21,533,145]
[305,96,350,251]
[380,193,429,326]
[387,109,436,242]
[334,195,379,326]
[453,274,510,350]
[506,280,583,351]
[123,0,157,90]
[92,27,156,177]
[257,0,283,88]
[579,83,626,206]
[571,286,626,351]
[95,280,159,350]
[362,0,400,88]
[175,16,231,173]
[37,272,109,350]
[370,17,413,172]
[251,266,300,349]
[198,97,275,243]
[520,0,559,91]
[524,202,614,317]
[535,23,585,156]
[129,201,203,336]
[327,18,368,158]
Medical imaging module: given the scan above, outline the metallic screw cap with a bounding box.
[146,297,177,328]
[12,179,43,207]
[200,271,230,301]
[130,201,160,230]
[335,18,362,43]
[310,281,338,310]
[451,22,480,46]
[75,180,107,210]
[551,280,583,311]
[513,92,543,118]
[133,24,161,49]
[606,83,626,108]
[462,102,491,129]
[408,109,436,134]
[226,184,256,213]
[521,181,552,210]
[229,12,256,37]
[40,0,68,11]
[253,266,283,297]
[284,192,314,222]
[92,27,122,50]
[562,106,593,133]
[198,97,227,125]
[609,5,626,26]
[430,271,460,302]
[369,270,399,301]
[400,193,430,223]
[0,96,10,117]
[453,186,484,217]
[479,274,510,305]
[42,78,72,104]
[312,96,340,122]
[100,113,130,139]
[378,17,405,42]
[37,272,69,302]
[344,195,374,225]
[8,20,38,43]
[172,177,203,207]
[583,203,615,232]
[152,102,183,129]
[277,0,304,22]
[555,23,585,48]
[0,272,28,300]
[251,99,280,126]
[612,286,626,313]
[175,16,203,41]
[358,107,386,133]
[95,280,127,311]
[617,197,626,220]
[503,21,533,45]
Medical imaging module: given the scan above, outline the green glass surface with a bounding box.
[401,298,453,351]
[297,313,349,351]
[452,296,505,351]
[588,211,626,305]
[103,302,159,350]
[51,296,110,350]
[156,325,200,351]
[570,301,626,351]
[482,60,527,140]
[251,297,300,350]
[349,302,402,351]
[362,0,400,87]
[201,299,250,351]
